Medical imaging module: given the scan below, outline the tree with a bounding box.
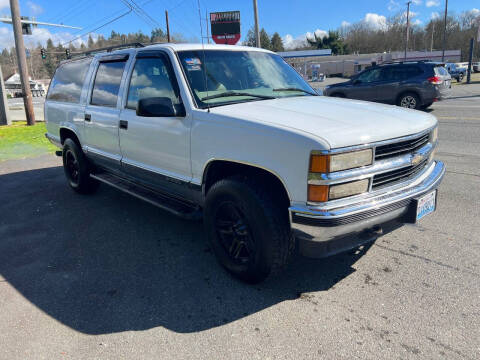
[87,35,95,49]
[244,27,256,47]
[270,32,284,52]
[151,28,167,43]
[259,28,272,50]
[307,30,345,55]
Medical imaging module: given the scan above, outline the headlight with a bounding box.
[310,149,373,173]
[308,179,370,202]
[430,127,438,144]
[329,179,370,200]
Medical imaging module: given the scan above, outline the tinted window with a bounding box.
[381,66,404,81]
[91,61,126,107]
[356,68,382,83]
[403,65,423,78]
[382,65,422,81]
[127,56,179,110]
[47,58,92,103]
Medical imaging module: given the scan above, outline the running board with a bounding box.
[90,173,202,220]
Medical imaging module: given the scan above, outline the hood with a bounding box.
[209,96,437,149]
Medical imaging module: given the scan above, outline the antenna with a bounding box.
[197,0,210,112]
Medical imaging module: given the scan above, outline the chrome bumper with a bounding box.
[289,161,445,258]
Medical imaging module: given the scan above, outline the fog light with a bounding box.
[329,179,369,200]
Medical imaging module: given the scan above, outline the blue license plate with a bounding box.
[416,190,437,221]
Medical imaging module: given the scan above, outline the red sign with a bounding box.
[210,11,240,45]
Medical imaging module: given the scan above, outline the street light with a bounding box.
[441,0,448,62]
[404,1,412,61]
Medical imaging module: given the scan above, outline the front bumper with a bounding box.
[289,160,445,258]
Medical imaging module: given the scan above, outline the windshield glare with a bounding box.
[178,50,315,108]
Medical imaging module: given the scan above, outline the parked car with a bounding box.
[445,63,466,82]
[45,44,445,283]
[472,62,480,73]
[323,61,451,110]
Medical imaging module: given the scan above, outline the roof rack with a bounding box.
[380,59,432,65]
[83,42,145,56]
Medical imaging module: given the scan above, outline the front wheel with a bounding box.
[62,138,99,194]
[458,73,464,82]
[398,93,421,110]
[204,176,294,283]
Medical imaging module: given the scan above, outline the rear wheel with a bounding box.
[398,92,420,110]
[204,176,294,283]
[62,138,99,194]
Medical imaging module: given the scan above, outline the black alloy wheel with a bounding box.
[214,200,256,265]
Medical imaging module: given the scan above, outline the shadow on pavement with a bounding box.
[0,166,372,334]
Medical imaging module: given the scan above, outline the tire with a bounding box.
[204,176,294,284]
[331,92,346,98]
[397,92,421,110]
[458,73,464,82]
[62,138,99,194]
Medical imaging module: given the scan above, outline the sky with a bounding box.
[0,0,479,50]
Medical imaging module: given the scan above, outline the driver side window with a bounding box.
[126,56,179,110]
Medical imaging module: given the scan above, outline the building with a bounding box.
[281,49,462,78]
[3,73,46,97]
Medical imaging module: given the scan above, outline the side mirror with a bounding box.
[136,97,185,117]
[352,79,362,85]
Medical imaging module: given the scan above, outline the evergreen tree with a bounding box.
[270,32,284,52]
[259,28,272,50]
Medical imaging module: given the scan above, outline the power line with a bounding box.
[60,8,133,47]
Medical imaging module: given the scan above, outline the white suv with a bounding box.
[45,43,445,283]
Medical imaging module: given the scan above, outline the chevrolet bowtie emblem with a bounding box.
[411,153,424,166]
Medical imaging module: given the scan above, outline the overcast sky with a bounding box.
[0,0,478,50]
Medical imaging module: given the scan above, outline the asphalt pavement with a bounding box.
[0,86,479,359]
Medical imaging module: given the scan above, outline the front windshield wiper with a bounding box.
[200,91,276,101]
[273,87,318,96]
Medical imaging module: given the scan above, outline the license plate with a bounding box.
[416,190,437,221]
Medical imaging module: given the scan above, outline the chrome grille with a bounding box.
[375,133,430,160]
[372,158,429,190]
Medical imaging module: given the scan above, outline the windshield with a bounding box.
[178,50,316,108]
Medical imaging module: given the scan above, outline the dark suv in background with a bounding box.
[324,61,451,110]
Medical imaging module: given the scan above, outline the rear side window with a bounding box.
[403,65,423,78]
[91,61,127,107]
[47,58,92,103]
[434,66,448,76]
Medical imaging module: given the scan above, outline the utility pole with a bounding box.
[467,38,474,83]
[441,0,448,62]
[9,0,35,125]
[206,10,210,44]
[430,21,435,52]
[253,0,260,48]
[404,1,412,61]
[165,10,171,42]
[0,65,12,126]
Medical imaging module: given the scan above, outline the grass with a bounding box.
[452,71,480,85]
[0,122,57,162]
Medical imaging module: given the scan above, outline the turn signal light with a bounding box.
[309,154,329,173]
[308,184,329,202]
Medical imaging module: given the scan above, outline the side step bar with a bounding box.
[90,173,202,221]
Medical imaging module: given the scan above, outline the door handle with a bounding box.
[84,113,91,122]
[119,120,128,130]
